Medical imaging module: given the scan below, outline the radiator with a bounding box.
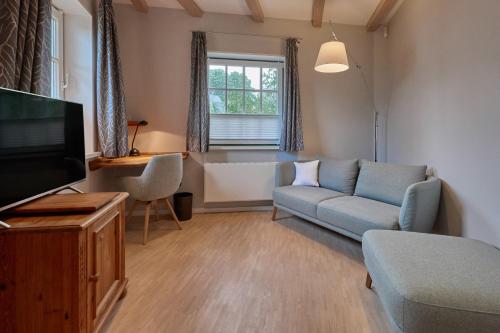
[204,162,277,203]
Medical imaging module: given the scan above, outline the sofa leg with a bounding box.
[365,272,372,289]
[271,207,278,221]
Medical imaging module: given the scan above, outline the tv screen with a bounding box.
[0,88,86,211]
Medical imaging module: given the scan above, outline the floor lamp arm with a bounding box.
[327,20,380,162]
[345,52,380,162]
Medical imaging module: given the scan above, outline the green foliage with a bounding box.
[208,65,279,115]
[227,90,243,114]
[262,68,277,90]
[262,92,278,114]
[208,66,225,88]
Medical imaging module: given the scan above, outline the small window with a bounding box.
[50,7,64,99]
[208,54,284,147]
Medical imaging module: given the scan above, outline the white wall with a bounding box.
[112,5,375,208]
[63,9,95,154]
[378,0,500,246]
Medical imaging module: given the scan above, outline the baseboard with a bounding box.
[129,206,273,217]
[193,206,273,214]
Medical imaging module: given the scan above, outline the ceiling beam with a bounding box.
[366,0,397,32]
[311,0,325,27]
[177,0,204,17]
[245,0,264,23]
[130,0,149,13]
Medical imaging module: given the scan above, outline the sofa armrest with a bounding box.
[275,161,296,187]
[399,177,441,232]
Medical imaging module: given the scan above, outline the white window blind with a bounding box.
[208,54,284,146]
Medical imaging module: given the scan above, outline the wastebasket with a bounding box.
[173,192,193,221]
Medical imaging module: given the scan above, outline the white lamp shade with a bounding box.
[315,41,350,73]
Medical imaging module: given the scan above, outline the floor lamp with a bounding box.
[315,21,380,162]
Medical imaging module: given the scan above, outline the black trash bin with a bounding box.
[173,192,193,221]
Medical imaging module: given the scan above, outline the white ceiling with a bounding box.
[114,0,381,26]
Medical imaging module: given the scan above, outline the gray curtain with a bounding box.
[97,0,128,158]
[0,0,51,96]
[186,31,209,153]
[280,38,304,152]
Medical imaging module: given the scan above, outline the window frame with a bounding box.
[207,54,285,148]
[50,6,64,99]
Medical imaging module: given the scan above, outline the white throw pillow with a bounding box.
[292,160,320,187]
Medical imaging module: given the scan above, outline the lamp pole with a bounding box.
[325,21,380,162]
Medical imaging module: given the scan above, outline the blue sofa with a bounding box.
[272,159,441,241]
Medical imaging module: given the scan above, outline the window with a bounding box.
[208,54,284,147]
[50,7,64,99]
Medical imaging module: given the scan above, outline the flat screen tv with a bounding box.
[0,88,86,212]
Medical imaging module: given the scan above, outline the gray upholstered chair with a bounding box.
[121,153,183,244]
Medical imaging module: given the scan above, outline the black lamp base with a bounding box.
[129,148,141,156]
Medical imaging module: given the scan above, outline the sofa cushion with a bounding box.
[292,160,319,186]
[317,196,400,236]
[354,160,427,206]
[318,159,359,195]
[363,230,500,333]
[273,186,344,218]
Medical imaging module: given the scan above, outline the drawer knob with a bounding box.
[89,273,100,282]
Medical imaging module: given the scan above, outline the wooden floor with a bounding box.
[102,211,392,333]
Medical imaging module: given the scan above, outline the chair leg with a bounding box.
[143,202,152,245]
[365,272,372,289]
[154,200,160,221]
[127,200,139,218]
[165,198,182,230]
[271,206,278,221]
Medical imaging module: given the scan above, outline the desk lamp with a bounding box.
[129,120,148,156]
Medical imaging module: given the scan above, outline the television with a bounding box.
[0,88,86,212]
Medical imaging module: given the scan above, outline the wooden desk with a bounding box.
[89,152,189,171]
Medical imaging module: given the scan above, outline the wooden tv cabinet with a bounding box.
[0,192,129,333]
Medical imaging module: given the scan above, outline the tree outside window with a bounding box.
[209,64,279,115]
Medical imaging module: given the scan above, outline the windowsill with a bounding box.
[209,145,279,151]
[85,152,102,160]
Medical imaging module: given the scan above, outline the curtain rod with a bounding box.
[193,30,303,42]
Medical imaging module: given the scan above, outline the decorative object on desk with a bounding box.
[129,120,148,156]
[314,21,380,162]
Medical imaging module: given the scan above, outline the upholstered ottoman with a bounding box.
[362,230,500,333]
